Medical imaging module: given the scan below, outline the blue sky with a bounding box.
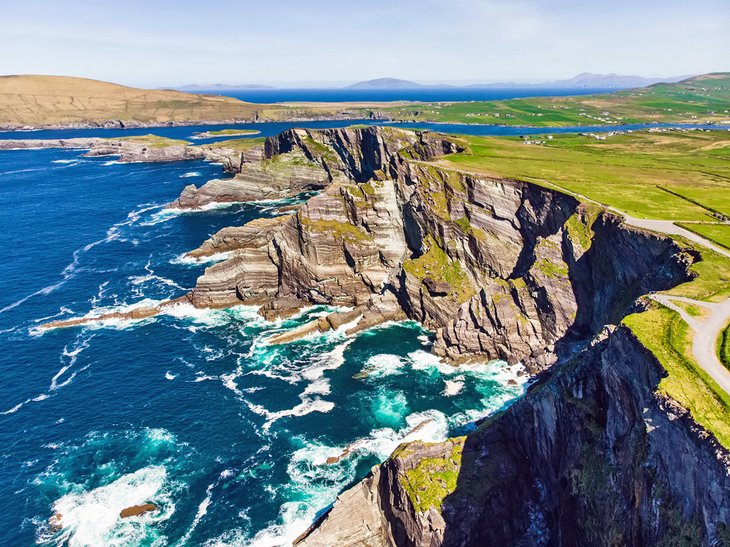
[1,0,728,86]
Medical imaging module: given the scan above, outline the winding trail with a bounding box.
[650,295,730,394]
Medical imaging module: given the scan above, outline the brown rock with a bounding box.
[49,512,63,532]
[119,503,158,519]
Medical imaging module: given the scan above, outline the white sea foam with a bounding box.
[302,378,331,396]
[300,339,353,381]
[170,251,232,266]
[408,349,456,374]
[101,160,122,166]
[1,401,24,415]
[165,371,178,381]
[360,353,405,378]
[178,482,215,544]
[128,260,187,294]
[249,408,451,546]
[42,466,174,546]
[254,397,335,431]
[443,376,465,396]
[180,171,202,178]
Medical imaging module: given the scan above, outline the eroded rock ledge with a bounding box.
[185,126,693,372]
[0,136,204,162]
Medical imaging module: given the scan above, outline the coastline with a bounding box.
[3,116,729,135]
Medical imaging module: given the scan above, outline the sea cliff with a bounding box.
[177,126,728,545]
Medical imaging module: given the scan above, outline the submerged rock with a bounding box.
[48,513,63,532]
[119,503,158,519]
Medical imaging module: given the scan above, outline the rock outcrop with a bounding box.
[0,136,204,162]
[184,126,692,372]
[297,326,730,546]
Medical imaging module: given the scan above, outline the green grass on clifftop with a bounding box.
[624,306,730,448]
[676,223,730,250]
[397,438,466,513]
[115,134,190,148]
[443,130,730,221]
[719,322,730,371]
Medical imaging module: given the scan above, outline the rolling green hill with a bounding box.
[370,73,730,126]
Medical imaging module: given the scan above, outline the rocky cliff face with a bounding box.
[298,325,730,546]
[185,126,692,371]
[178,126,730,545]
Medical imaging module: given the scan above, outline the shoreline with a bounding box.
[2,116,728,134]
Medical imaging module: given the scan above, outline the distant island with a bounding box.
[172,73,690,92]
[346,77,428,89]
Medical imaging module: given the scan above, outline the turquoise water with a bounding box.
[0,132,528,545]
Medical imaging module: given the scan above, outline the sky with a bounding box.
[1,0,728,87]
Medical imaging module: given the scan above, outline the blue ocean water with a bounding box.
[0,131,529,545]
[2,120,722,145]
[183,87,611,104]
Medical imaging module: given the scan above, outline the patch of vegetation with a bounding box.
[115,134,190,148]
[531,237,569,277]
[533,257,569,278]
[299,215,371,243]
[204,128,260,136]
[673,301,709,319]
[403,236,476,303]
[564,204,602,251]
[398,438,466,513]
[361,181,376,195]
[719,322,730,371]
[676,222,730,250]
[453,216,489,242]
[623,306,730,448]
[204,136,265,151]
[668,245,730,302]
[303,135,341,165]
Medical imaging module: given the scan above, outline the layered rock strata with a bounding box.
[186,126,692,372]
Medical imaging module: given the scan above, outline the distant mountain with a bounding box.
[346,78,426,89]
[465,73,689,89]
[174,83,275,91]
[347,74,688,91]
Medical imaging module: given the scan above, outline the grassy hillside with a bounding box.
[443,129,730,220]
[0,75,345,128]
[370,73,730,126]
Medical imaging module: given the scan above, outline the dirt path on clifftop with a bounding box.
[650,295,730,395]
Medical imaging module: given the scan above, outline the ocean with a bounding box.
[0,126,528,545]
